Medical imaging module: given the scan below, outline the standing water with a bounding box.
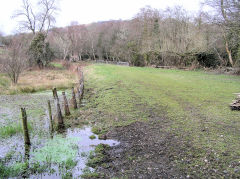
[0,91,119,178]
[30,126,119,178]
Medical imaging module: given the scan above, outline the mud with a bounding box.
[98,120,185,178]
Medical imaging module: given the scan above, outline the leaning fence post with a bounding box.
[47,100,54,135]
[52,88,64,129]
[62,91,71,116]
[71,87,78,109]
[21,108,31,146]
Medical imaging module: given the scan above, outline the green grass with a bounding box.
[0,122,33,138]
[0,161,27,178]
[31,135,80,165]
[84,64,240,176]
[50,62,64,69]
[0,157,48,178]
[29,135,79,177]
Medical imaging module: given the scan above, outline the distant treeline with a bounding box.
[2,2,240,69]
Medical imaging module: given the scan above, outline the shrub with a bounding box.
[132,53,145,67]
[196,52,220,68]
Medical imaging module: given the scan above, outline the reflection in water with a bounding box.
[23,144,31,178]
[24,144,31,162]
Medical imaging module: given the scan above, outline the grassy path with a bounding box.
[84,64,240,177]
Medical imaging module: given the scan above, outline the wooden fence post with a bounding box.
[52,88,64,129]
[71,87,78,109]
[77,67,81,79]
[47,100,54,135]
[80,81,84,98]
[81,71,84,82]
[21,108,31,145]
[62,91,71,116]
[79,71,84,85]
[76,87,81,105]
[53,87,58,99]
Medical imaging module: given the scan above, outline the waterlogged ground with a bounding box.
[0,91,55,158]
[0,91,119,178]
[30,127,119,178]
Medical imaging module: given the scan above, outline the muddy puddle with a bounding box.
[1,126,119,178]
[0,91,119,178]
[29,127,119,179]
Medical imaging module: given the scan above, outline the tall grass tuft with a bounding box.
[0,122,32,138]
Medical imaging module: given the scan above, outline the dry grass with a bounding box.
[1,68,78,94]
[0,60,89,94]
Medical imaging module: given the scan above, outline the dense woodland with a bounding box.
[1,0,240,83]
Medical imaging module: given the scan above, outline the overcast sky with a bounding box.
[0,0,204,35]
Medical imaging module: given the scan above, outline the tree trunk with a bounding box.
[220,0,234,66]
[225,39,234,66]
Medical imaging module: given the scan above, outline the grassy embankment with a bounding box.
[0,62,77,95]
[83,64,240,177]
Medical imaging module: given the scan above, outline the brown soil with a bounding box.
[98,119,186,178]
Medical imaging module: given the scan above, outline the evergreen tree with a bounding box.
[29,33,54,68]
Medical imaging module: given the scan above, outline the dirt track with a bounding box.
[97,119,185,178]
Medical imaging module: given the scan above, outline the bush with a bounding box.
[196,52,220,68]
[143,51,162,65]
[132,54,145,67]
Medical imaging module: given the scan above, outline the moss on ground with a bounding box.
[89,135,96,139]
[86,144,110,168]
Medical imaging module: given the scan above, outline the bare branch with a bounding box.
[13,0,58,35]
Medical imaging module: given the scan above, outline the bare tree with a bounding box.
[86,24,99,60]
[50,28,71,60]
[42,5,234,68]
[205,0,240,66]
[67,22,81,60]
[0,35,27,84]
[13,0,59,35]
[76,25,88,61]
